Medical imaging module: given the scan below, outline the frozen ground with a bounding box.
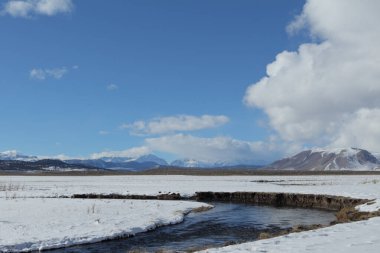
[1,175,380,252]
[1,175,380,211]
[0,198,210,252]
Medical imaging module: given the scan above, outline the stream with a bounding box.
[47,201,336,253]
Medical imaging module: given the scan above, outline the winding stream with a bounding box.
[47,202,336,253]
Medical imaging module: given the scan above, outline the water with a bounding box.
[47,202,336,253]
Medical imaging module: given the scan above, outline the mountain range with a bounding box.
[65,154,168,171]
[0,151,260,170]
[1,147,380,171]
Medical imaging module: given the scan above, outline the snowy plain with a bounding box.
[1,175,380,252]
[0,198,211,252]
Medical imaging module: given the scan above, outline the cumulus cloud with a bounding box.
[122,115,230,135]
[145,134,298,164]
[329,108,380,152]
[2,0,74,18]
[30,67,68,80]
[90,146,151,159]
[244,0,380,152]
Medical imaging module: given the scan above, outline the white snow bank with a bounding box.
[198,217,380,253]
[0,198,211,252]
[357,199,380,212]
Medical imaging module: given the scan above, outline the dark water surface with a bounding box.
[47,202,336,253]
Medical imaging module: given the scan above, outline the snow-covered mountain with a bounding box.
[65,154,167,171]
[96,154,167,166]
[0,150,38,162]
[170,158,260,168]
[266,148,380,171]
[131,154,168,166]
[170,159,213,168]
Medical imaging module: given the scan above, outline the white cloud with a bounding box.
[244,0,380,152]
[2,0,33,17]
[39,153,73,160]
[29,68,46,80]
[98,130,109,135]
[145,134,297,164]
[45,67,67,79]
[30,67,68,80]
[122,115,229,135]
[2,0,74,18]
[329,108,380,152]
[106,84,118,91]
[90,146,151,159]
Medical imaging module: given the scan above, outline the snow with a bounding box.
[198,217,380,253]
[1,175,380,252]
[0,198,211,252]
[1,175,380,208]
[300,148,379,170]
[171,158,216,168]
[41,166,87,172]
[310,147,359,156]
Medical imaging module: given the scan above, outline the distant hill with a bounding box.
[170,159,214,168]
[0,159,103,172]
[65,154,167,171]
[170,158,263,168]
[65,159,161,171]
[67,155,262,170]
[265,148,380,171]
[0,150,263,171]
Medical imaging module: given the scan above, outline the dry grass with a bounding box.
[0,182,25,191]
[191,205,213,213]
[361,179,380,184]
[335,206,380,223]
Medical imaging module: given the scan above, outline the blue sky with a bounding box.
[2,0,377,163]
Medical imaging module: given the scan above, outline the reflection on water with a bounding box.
[47,202,336,253]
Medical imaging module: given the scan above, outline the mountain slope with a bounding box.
[170,158,262,168]
[266,148,380,171]
[170,159,211,168]
[134,154,168,166]
[65,154,166,171]
[0,159,103,172]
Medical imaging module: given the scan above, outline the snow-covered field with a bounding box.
[1,175,380,252]
[0,198,211,252]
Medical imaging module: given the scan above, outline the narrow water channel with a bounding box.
[47,202,336,253]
